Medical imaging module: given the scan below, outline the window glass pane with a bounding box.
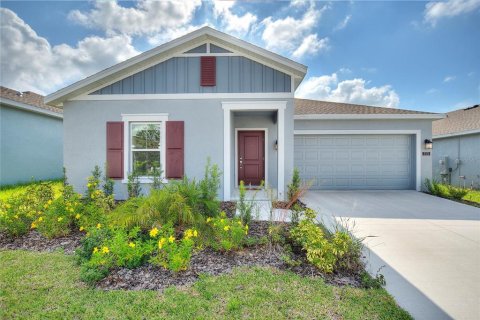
[132,151,161,175]
[131,123,160,149]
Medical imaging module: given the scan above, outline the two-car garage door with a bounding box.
[294,134,415,190]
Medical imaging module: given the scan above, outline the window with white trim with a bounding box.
[130,122,161,176]
[121,114,168,181]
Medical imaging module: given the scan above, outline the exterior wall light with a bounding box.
[424,139,433,149]
[274,140,278,150]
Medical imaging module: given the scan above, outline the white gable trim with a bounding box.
[73,92,293,101]
[45,27,306,107]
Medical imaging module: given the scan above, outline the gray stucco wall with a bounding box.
[91,56,291,95]
[63,98,294,200]
[294,119,434,190]
[432,133,480,188]
[0,104,63,185]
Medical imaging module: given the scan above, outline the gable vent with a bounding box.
[200,56,216,86]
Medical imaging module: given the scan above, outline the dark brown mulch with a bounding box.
[0,230,82,254]
[272,199,307,209]
[220,201,237,218]
[97,221,360,291]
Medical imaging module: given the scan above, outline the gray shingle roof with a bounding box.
[0,86,63,114]
[433,105,480,137]
[294,98,436,115]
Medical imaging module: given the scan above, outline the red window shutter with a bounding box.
[106,122,124,179]
[166,121,184,179]
[200,56,216,86]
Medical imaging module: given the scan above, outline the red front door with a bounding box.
[238,130,265,186]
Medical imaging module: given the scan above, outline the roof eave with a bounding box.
[433,128,480,139]
[0,97,63,119]
[294,113,446,120]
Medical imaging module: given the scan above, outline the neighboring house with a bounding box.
[45,27,443,200]
[0,86,63,186]
[432,105,480,188]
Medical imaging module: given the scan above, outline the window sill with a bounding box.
[121,177,168,184]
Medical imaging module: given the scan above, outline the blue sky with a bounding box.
[0,0,479,112]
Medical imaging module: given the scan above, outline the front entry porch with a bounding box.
[222,101,287,201]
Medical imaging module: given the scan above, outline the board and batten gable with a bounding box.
[90,56,292,95]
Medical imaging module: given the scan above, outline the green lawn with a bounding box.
[0,180,63,201]
[0,250,411,320]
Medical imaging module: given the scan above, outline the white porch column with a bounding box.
[277,106,285,200]
[223,107,231,201]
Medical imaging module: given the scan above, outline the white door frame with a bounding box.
[223,101,287,200]
[293,129,422,191]
[235,128,268,189]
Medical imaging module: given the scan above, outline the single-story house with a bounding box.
[0,86,63,186]
[432,104,480,188]
[45,27,444,200]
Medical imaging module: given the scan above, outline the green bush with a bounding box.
[198,159,221,217]
[0,182,55,237]
[424,178,443,197]
[237,180,262,225]
[206,212,248,252]
[290,208,360,274]
[149,224,197,272]
[445,184,468,200]
[287,168,301,202]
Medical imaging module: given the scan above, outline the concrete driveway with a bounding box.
[301,191,480,320]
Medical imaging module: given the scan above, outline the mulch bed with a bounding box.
[220,201,237,218]
[97,221,360,291]
[0,221,361,291]
[0,230,82,254]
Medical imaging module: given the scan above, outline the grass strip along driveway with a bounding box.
[0,250,411,320]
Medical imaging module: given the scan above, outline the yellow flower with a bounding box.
[90,195,95,199]
[206,217,212,223]
[70,208,75,213]
[47,200,52,205]
[245,225,249,231]
[184,229,193,239]
[149,227,159,238]
[168,236,175,243]
[193,230,198,237]
[237,221,242,225]
[5,204,11,209]
[224,225,230,231]
[101,246,109,254]
[31,222,37,229]
[96,223,102,229]
[75,213,81,219]
[93,247,99,253]
[128,242,136,248]
[220,219,225,223]
[38,217,43,222]
[158,238,166,249]
[14,214,19,219]
[57,217,63,222]
[79,226,85,231]
[43,204,48,209]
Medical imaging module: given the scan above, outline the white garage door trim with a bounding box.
[293,130,421,191]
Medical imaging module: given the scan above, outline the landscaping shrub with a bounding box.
[127,171,142,198]
[198,159,221,217]
[445,184,469,200]
[35,186,82,239]
[424,178,443,197]
[287,168,301,202]
[149,224,197,272]
[206,212,248,252]
[237,180,261,225]
[0,182,55,237]
[290,208,360,274]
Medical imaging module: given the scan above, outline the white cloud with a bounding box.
[212,1,257,35]
[426,88,439,94]
[296,73,400,108]
[334,14,351,31]
[292,34,329,58]
[443,75,456,82]
[68,0,202,36]
[261,3,328,57]
[424,0,480,26]
[0,8,139,94]
[147,23,210,46]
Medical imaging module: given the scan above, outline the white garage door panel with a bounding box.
[294,134,415,190]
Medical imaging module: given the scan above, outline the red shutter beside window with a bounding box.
[166,121,184,179]
[200,56,216,86]
[106,122,124,179]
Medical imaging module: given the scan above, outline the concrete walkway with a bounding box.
[301,190,480,320]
